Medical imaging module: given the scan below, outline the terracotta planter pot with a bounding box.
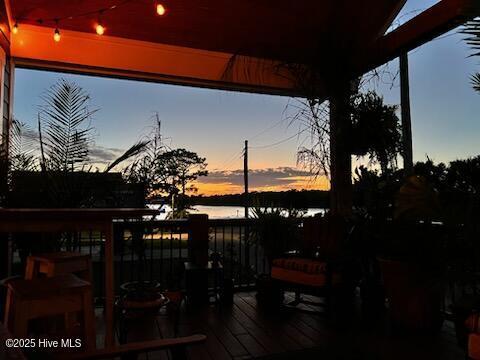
[379,258,444,332]
[119,281,166,316]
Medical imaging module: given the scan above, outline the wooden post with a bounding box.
[243,140,249,218]
[329,82,353,217]
[0,49,11,281]
[103,222,115,348]
[188,214,209,267]
[400,52,414,175]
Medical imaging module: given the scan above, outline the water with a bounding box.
[148,204,325,220]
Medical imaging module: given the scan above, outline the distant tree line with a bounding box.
[189,189,330,208]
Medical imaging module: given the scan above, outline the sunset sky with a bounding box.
[12,0,480,196]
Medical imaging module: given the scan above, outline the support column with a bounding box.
[400,52,413,175]
[329,82,352,217]
[188,214,209,267]
[0,40,12,320]
[0,46,12,281]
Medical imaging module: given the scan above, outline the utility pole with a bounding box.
[243,140,249,218]
[400,52,413,175]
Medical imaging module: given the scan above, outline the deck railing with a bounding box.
[9,216,298,297]
[8,217,478,311]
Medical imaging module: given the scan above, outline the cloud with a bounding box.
[88,146,125,164]
[195,167,329,195]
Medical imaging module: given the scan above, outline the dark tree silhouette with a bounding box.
[153,149,207,213]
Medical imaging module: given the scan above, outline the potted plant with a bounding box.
[118,223,167,313]
[378,175,447,332]
[251,207,304,306]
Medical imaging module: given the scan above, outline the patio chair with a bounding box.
[1,274,206,360]
[270,213,357,313]
[25,251,92,282]
[3,273,96,350]
[465,312,480,359]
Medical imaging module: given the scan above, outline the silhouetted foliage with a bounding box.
[38,79,97,172]
[462,19,480,93]
[292,90,401,179]
[123,118,168,199]
[3,79,146,207]
[123,120,208,215]
[350,91,401,173]
[251,207,304,262]
[9,118,38,172]
[472,73,480,93]
[154,149,207,215]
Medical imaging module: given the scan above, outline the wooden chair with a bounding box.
[25,252,92,282]
[270,214,356,313]
[3,273,96,350]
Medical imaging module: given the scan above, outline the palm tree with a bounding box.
[462,19,480,93]
[38,79,97,172]
[34,79,149,207]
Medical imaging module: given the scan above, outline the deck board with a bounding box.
[100,291,466,359]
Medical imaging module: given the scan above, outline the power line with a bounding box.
[248,117,286,142]
[215,149,243,170]
[249,129,306,150]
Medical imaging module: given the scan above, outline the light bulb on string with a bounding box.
[53,27,61,42]
[96,23,105,35]
[12,21,18,34]
[156,3,166,16]
[95,11,105,35]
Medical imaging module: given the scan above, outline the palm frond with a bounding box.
[462,19,480,57]
[38,79,97,172]
[104,140,151,172]
[9,118,38,171]
[472,73,480,93]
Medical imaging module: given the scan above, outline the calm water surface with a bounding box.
[148,204,325,220]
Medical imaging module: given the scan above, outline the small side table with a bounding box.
[184,261,223,306]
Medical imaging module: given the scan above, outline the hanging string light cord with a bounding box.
[18,0,134,26]
[12,0,168,40]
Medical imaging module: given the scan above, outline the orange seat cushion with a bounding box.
[470,333,480,360]
[271,258,341,287]
[272,258,327,274]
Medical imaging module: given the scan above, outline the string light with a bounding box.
[95,23,105,35]
[53,23,61,42]
[11,1,170,41]
[95,11,105,35]
[156,3,166,16]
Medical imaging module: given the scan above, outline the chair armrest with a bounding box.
[64,334,206,360]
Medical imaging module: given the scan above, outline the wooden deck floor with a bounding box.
[103,291,465,360]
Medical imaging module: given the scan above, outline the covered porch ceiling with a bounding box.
[0,0,478,97]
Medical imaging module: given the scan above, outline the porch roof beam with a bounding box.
[363,0,478,74]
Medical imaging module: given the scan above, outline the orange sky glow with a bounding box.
[193,174,330,196]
